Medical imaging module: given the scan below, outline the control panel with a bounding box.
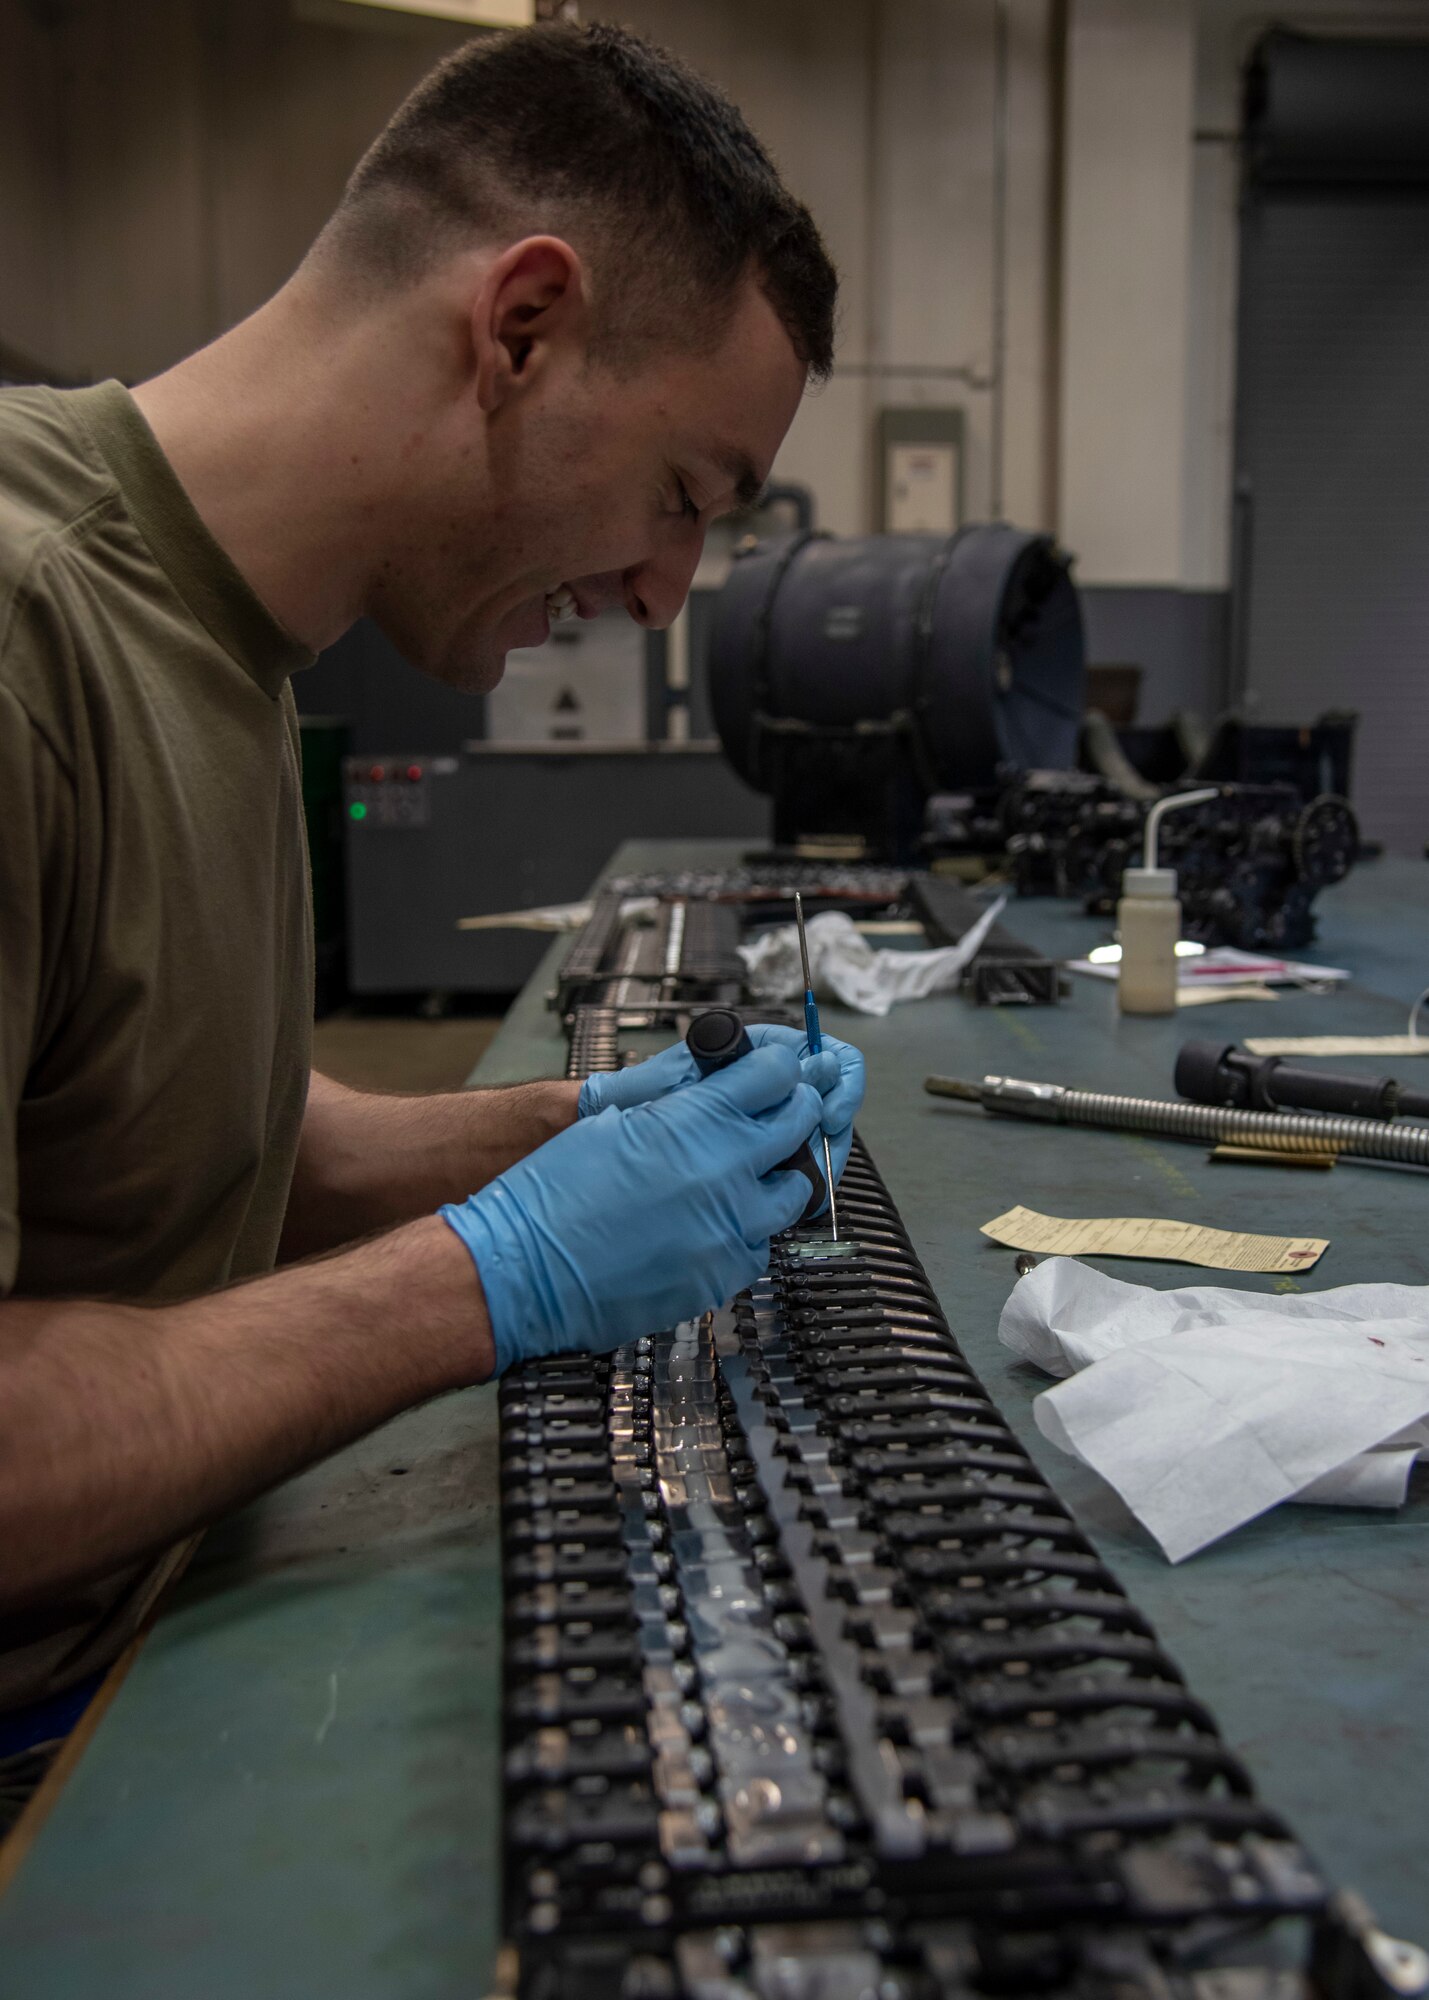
[342,754,456,831]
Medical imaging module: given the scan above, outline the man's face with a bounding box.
[372,273,808,692]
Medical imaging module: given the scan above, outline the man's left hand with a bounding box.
[578,1022,866,1186]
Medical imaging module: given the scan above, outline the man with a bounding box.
[0,22,862,1770]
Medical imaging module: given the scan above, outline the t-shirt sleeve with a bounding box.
[0,685,76,1296]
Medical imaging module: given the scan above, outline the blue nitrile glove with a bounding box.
[442,1044,822,1373]
[577,1023,866,1193]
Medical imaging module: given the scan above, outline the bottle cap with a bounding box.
[1122,865,1177,898]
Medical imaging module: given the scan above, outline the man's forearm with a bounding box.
[280,1071,582,1260]
[0,1217,490,1609]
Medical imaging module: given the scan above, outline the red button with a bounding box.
[368,764,385,783]
[406,764,423,783]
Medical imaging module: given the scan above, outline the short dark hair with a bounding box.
[318,21,837,381]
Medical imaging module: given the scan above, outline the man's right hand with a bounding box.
[440,1044,821,1373]
[2,1057,824,1610]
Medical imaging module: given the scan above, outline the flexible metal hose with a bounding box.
[924,1073,1429,1167]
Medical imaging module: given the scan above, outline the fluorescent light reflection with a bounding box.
[1087,940,1206,965]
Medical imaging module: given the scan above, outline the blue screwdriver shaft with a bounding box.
[794,893,838,1240]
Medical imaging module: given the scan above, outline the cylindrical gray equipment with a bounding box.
[925,1072,1429,1169]
[707,527,1084,858]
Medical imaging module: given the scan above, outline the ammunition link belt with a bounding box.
[496,1029,1344,1996]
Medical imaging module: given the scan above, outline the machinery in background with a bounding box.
[708,526,1085,862]
[342,746,766,997]
[1082,706,1357,802]
[999,776,1358,953]
[336,495,1359,993]
[553,890,750,1035]
[550,859,1063,1046]
[918,708,1360,952]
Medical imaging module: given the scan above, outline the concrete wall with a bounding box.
[7,0,470,386]
[0,1,64,374]
[0,0,1060,536]
[1059,0,1196,587]
[627,0,1061,537]
[1053,0,1429,717]
[5,0,1424,719]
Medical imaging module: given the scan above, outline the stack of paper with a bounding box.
[1066,945,1350,990]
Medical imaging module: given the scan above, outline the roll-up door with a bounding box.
[1233,29,1429,855]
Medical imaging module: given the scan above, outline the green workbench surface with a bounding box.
[3,845,1426,1992]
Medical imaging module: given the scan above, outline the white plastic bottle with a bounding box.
[1117,788,1218,1016]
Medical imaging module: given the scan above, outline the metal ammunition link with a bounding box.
[489,994,1371,1997]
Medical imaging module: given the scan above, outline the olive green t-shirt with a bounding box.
[0,380,314,1707]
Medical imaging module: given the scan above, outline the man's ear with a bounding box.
[472,236,585,413]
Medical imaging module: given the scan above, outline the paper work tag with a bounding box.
[1176,984,1279,1007]
[981,1204,1327,1274]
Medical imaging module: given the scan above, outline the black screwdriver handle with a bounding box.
[685,1009,826,1223]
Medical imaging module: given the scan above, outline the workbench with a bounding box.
[2,844,1426,1994]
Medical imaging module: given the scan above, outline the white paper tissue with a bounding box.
[1000,1257,1429,1561]
[738,903,1005,1018]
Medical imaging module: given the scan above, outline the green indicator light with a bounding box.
[349,801,367,821]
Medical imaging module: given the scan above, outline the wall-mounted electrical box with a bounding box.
[876,407,964,535]
[486,609,648,745]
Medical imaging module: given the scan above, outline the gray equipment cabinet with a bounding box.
[342,743,767,996]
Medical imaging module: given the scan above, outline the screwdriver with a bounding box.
[684,1009,827,1224]
[794,892,839,1241]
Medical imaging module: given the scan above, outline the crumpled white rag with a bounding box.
[1000,1256,1429,1561]
[737,902,1005,1018]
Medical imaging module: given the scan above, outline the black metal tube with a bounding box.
[1175,1039,1429,1122]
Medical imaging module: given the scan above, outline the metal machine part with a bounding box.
[493,1028,1422,1995]
[1000,777,1357,953]
[553,894,748,1030]
[1085,711,1358,806]
[588,861,1060,1010]
[1176,1039,1429,1123]
[707,527,1085,862]
[925,1071,1429,1169]
[607,863,912,909]
[906,874,1064,1007]
[499,1171,1337,1991]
